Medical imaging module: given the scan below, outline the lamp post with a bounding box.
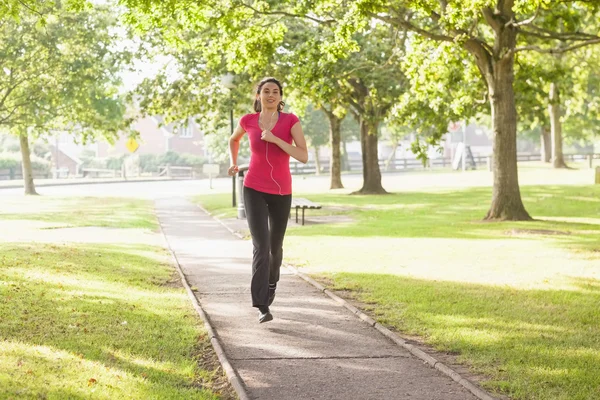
[221,73,236,207]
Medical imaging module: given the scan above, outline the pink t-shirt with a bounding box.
[240,112,300,195]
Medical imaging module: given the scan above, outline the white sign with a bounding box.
[452,143,464,170]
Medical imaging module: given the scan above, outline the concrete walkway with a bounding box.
[155,197,483,400]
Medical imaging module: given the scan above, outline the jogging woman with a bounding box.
[228,77,308,323]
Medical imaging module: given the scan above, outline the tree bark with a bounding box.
[485,66,530,220]
[323,109,344,188]
[313,146,321,176]
[19,133,38,195]
[549,82,568,168]
[354,119,387,194]
[341,140,349,171]
[465,6,531,220]
[540,125,551,163]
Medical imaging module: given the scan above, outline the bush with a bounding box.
[0,153,20,169]
[29,155,51,173]
[177,153,206,166]
[0,152,51,173]
[139,153,160,173]
[106,155,125,170]
[139,152,205,173]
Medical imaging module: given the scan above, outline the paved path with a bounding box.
[156,197,481,400]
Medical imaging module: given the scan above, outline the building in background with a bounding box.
[96,116,205,158]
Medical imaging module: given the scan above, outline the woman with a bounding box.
[228,77,308,323]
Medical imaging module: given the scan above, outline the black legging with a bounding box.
[243,186,292,307]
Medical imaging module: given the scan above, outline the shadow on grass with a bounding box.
[287,185,600,256]
[0,197,157,230]
[323,272,600,400]
[0,243,219,399]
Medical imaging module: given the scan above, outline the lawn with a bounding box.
[0,196,157,229]
[0,197,233,400]
[194,183,600,400]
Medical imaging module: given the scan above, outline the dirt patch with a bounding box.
[193,336,237,400]
[161,271,184,288]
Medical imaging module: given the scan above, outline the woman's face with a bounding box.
[257,82,281,111]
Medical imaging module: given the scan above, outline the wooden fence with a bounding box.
[290,153,600,175]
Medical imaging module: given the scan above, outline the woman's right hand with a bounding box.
[228,165,239,176]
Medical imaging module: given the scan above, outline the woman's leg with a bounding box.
[243,187,270,307]
[266,193,292,289]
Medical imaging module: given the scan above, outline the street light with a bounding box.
[220,74,237,207]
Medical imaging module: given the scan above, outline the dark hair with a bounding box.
[253,77,285,112]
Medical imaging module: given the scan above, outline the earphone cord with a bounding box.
[260,111,283,196]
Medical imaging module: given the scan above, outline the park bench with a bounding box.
[290,197,321,226]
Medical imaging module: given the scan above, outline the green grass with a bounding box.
[325,273,600,400]
[195,184,600,400]
[0,197,158,230]
[0,243,225,400]
[0,196,231,399]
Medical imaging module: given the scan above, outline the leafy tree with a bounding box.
[347,0,600,219]
[300,105,330,175]
[0,3,134,194]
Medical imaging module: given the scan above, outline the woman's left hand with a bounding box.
[261,130,277,143]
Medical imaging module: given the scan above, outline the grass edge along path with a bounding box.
[0,196,236,400]
[195,184,600,400]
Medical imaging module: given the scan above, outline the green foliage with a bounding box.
[138,151,206,172]
[0,153,19,169]
[0,152,50,172]
[0,3,134,143]
[302,105,330,148]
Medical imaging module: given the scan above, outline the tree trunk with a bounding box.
[486,69,530,220]
[540,125,551,163]
[323,110,343,188]
[313,146,321,176]
[341,140,349,171]
[465,8,531,220]
[549,82,568,168]
[354,119,386,194]
[385,142,398,171]
[19,133,39,195]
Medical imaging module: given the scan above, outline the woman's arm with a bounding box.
[261,122,309,164]
[228,124,246,176]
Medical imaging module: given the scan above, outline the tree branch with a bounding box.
[17,0,43,18]
[482,7,501,33]
[373,12,454,43]
[239,2,336,26]
[498,0,515,15]
[0,77,29,109]
[514,38,600,54]
[463,38,494,85]
[507,5,540,28]
[518,25,599,41]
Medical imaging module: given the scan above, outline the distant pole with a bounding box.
[230,91,236,207]
[221,73,237,208]
[55,134,60,178]
[461,122,466,172]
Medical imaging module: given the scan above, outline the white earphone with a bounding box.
[259,111,283,195]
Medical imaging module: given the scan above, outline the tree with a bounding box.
[298,105,330,175]
[347,0,600,219]
[277,19,351,189]
[0,3,134,194]
[123,2,406,193]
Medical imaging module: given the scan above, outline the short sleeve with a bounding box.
[288,113,300,128]
[239,114,250,132]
